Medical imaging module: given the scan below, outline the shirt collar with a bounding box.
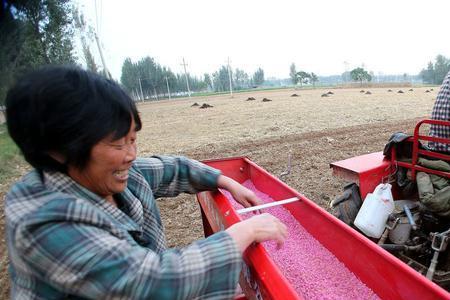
[42,170,143,232]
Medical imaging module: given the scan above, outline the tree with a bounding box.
[73,7,98,73]
[350,67,372,85]
[310,72,318,87]
[420,55,450,85]
[296,71,310,87]
[120,58,139,96]
[17,0,75,65]
[234,69,249,90]
[0,0,76,106]
[420,62,435,84]
[0,1,23,107]
[252,68,265,86]
[434,55,450,84]
[204,73,213,90]
[212,66,229,92]
[289,63,298,85]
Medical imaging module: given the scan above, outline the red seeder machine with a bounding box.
[196,119,450,299]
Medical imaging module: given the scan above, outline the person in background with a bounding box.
[5,66,287,299]
[429,71,450,152]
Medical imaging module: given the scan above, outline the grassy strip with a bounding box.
[0,124,25,182]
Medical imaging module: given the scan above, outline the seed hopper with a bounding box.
[196,120,450,300]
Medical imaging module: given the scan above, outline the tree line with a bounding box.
[119,57,265,100]
[290,54,450,88]
[291,63,373,87]
[289,63,319,87]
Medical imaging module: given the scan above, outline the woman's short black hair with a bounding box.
[5,65,142,172]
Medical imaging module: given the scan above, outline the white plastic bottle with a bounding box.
[354,183,395,238]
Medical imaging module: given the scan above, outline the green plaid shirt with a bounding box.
[6,155,242,300]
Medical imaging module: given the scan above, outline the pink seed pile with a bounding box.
[222,180,380,300]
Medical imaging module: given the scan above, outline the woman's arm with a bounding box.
[133,156,221,198]
[15,220,242,300]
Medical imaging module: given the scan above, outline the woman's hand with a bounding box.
[217,175,288,252]
[226,213,288,253]
[217,175,262,208]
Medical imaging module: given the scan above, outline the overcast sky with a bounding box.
[78,0,450,81]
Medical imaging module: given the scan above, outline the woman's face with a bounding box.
[68,120,138,201]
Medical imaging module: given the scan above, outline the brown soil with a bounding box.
[0,86,438,298]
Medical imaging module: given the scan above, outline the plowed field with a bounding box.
[0,86,437,298]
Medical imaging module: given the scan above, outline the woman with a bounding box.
[429,71,450,152]
[5,66,287,299]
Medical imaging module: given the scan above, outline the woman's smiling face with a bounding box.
[68,119,138,201]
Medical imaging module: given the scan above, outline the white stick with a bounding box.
[236,197,300,214]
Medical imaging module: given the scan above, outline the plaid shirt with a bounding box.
[429,71,450,152]
[6,156,242,300]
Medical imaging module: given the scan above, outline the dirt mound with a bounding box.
[191,102,199,107]
[246,97,256,101]
[360,90,365,93]
[425,90,430,93]
[327,91,334,95]
[199,103,213,109]
[291,94,299,97]
[398,90,404,93]
[365,91,372,95]
[387,89,393,92]
[262,98,272,102]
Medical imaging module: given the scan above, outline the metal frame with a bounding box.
[392,119,450,181]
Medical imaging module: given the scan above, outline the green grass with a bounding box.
[0,124,25,182]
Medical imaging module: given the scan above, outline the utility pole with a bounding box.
[138,78,144,102]
[181,57,191,98]
[94,33,111,79]
[165,76,171,100]
[227,57,233,98]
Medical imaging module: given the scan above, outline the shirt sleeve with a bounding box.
[133,155,222,198]
[14,209,242,300]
